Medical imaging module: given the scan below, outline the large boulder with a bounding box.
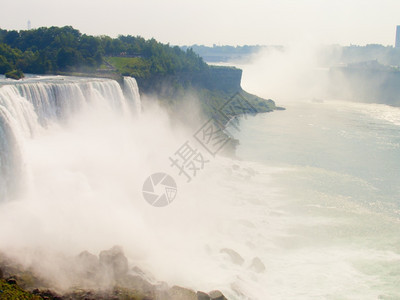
[197,291,211,300]
[76,251,100,277]
[250,257,266,273]
[118,274,154,294]
[99,246,128,278]
[220,248,244,265]
[208,290,227,300]
[167,285,197,300]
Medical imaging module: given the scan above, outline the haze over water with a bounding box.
[228,99,400,298]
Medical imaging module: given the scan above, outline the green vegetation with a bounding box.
[0,279,41,300]
[0,279,150,300]
[0,26,206,79]
[5,69,24,80]
[107,57,151,78]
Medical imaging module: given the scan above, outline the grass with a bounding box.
[106,57,151,78]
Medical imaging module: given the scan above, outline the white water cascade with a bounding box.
[123,76,142,115]
[0,75,141,201]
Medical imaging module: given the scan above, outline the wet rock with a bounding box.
[197,291,211,300]
[0,267,3,279]
[32,289,40,294]
[132,266,147,277]
[230,282,247,298]
[34,289,62,300]
[154,280,168,290]
[131,265,156,284]
[250,257,266,273]
[208,290,227,300]
[76,251,100,276]
[244,167,256,176]
[99,246,128,278]
[168,285,197,300]
[6,277,17,285]
[118,274,154,294]
[77,251,99,266]
[220,248,244,265]
[63,289,101,300]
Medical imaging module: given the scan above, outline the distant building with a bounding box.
[396,26,400,48]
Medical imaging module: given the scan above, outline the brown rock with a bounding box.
[168,285,197,300]
[99,246,128,278]
[118,274,154,294]
[209,290,227,300]
[197,291,211,300]
[250,257,266,273]
[220,248,244,265]
[76,250,100,277]
[6,277,17,285]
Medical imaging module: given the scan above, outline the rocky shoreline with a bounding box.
[0,246,227,300]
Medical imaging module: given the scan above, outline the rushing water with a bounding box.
[223,100,400,299]
[0,75,399,299]
[0,75,140,201]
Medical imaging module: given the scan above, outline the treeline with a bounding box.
[181,44,266,55]
[0,26,207,78]
[340,44,400,66]
[181,44,283,63]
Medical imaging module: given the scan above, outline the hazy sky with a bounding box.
[1,0,399,46]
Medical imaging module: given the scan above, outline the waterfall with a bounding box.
[123,76,142,115]
[0,75,141,201]
[15,77,132,125]
[0,104,24,201]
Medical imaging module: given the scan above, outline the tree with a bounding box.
[0,55,12,73]
[57,47,82,70]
